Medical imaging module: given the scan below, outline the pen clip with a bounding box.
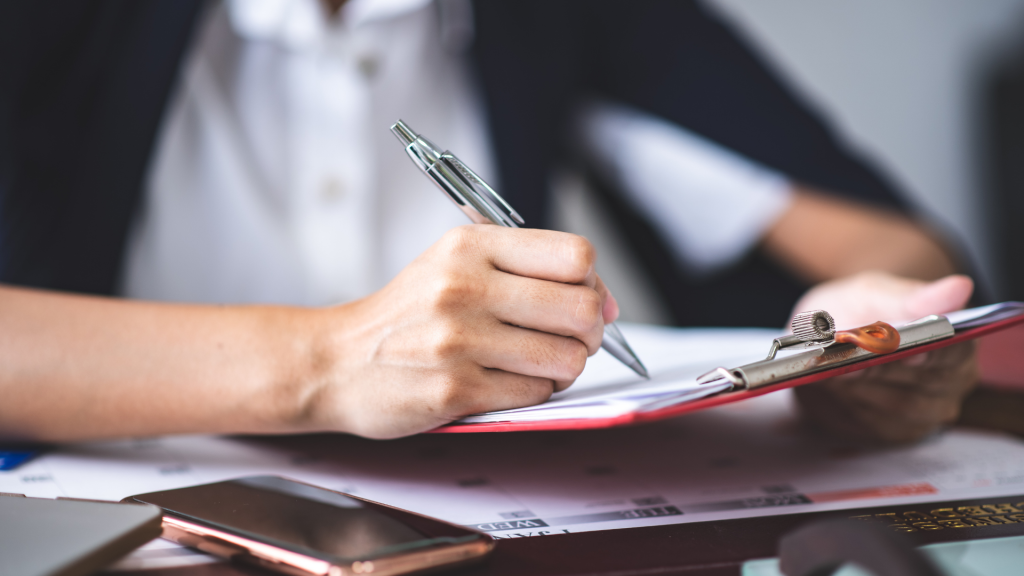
[391,119,524,229]
[441,155,525,227]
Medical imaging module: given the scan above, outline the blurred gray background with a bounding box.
[555,0,1024,325]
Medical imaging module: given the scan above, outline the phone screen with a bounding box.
[133,476,465,561]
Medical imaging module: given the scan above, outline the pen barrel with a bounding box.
[392,120,522,228]
[426,159,510,227]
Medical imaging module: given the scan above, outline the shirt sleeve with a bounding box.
[579,100,793,277]
[584,0,911,215]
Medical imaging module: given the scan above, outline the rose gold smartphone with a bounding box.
[124,476,494,576]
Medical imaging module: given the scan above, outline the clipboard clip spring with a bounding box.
[764,309,902,361]
[766,310,837,360]
[697,309,839,390]
[697,310,918,391]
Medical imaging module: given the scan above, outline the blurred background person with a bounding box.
[0,0,995,442]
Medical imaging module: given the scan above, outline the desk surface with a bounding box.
[70,381,1024,576]
[75,319,1024,576]
[105,491,1024,576]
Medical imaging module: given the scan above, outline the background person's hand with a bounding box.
[791,271,978,444]
[300,225,619,439]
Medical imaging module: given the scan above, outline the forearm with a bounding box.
[0,286,324,442]
[0,227,617,442]
[762,187,956,283]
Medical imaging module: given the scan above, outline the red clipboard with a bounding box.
[433,306,1024,434]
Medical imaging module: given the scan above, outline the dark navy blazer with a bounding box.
[0,0,909,327]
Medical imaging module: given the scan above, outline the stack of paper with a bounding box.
[945,301,1024,328]
[458,326,778,424]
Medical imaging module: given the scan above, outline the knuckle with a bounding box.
[526,379,556,404]
[558,338,589,380]
[571,289,603,331]
[553,379,574,393]
[431,377,471,414]
[435,371,492,418]
[562,235,596,280]
[427,272,477,314]
[439,225,479,258]
[426,321,469,360]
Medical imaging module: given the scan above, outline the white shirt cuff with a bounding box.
[578,100,794,277]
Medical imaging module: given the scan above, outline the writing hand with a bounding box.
[300,225,618,438]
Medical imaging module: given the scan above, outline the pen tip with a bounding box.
[634,362,650,380]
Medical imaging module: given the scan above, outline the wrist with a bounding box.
[258,305,354,435]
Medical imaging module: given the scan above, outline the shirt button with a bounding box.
[357,55,379,80]
[321,177,345,202]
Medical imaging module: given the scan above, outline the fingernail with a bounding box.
[907,275,974,318]
[603,292,620,323]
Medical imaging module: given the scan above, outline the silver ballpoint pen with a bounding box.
[391,119,649,379]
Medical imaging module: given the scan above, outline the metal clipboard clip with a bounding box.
[697,310,955,391]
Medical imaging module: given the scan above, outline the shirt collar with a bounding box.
[226,0,433,49]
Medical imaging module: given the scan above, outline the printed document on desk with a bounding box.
[8,388,1024,570]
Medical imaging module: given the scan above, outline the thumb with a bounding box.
[905,274,974,319]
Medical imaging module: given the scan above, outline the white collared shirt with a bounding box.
[123,0,792,306]
[123,0,492,305]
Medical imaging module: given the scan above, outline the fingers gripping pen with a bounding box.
[391,119,649,379]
